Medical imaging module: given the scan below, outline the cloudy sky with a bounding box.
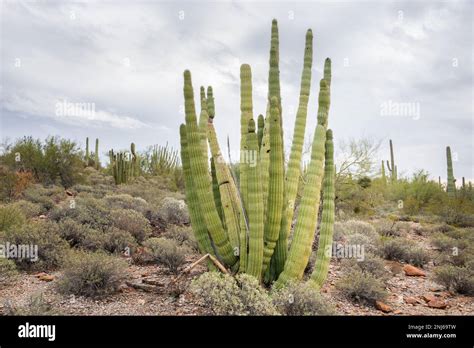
[1,0,472,182]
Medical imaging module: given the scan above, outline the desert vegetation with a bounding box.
[0,19,472,316]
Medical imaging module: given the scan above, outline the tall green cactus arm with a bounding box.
[95,138,100,169]
[240,64,254,212]
[386,139,397,182]
[183,70,237,266]
[246,118,264,278]
[257,114,265,150]
[207,86,215,119]
[262,96,285,273]
[207,99,242,252]
[309,129,335,289]
[271,28,313,278]
[180,124,215,259]
[276,78,331,287]
[85,137,89,163]
[324,58,332,88]
[210,157,224,222]
[446,146,456,196]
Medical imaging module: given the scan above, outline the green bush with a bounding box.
[191,272,278,315]
[434,263,474,296]
[381,238,430,267]
[110,209,151,242]
[103,227,137,254]
[158,197,190,225]
[336,270,387,304]
[162,225,198,252]
[57,251,127,298]
[143,237,187,274]
[341,253,387,279]
[4,292,58,315]
[12,200,42,219]
[103,194,150,214]
[51,196,111,230]
[272,281,334,315]
[58,218,106,251]
[0,205,26,231]
[0,258,18,285]
[1,221,68,270]
[1,136,85,188]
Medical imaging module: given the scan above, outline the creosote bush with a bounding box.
[162,225,198,252]
[341,253,388,279]
[57,251,127,298]
[110,209,151,242]
[336,270,387,304]
[191,272,278,315]
[143,237,187,274]
[1,221,68,271]
[434,263,474,296]
[271,281,335,315]
[158,197,189,225]
[58,218,106,251]
[11,200,41,219]
[103,227,137,254]
[381,238,430,267]
[0,205,26,231]
[0,258,18,285]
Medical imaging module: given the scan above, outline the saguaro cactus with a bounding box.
[95,138,100,169]
[180,19,335,290]
[386,139,397,182]
[446,146,456,196]
[85,137,90,164]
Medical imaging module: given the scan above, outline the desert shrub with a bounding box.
[341,253,387,279]
[159,197,190,225]
[381,238,430,267]
[191,272,277,315]
[12,200,42,218]
[434,264,474,295]
[429,197,474,227]
[345,233,380,254]
[58,218,106,251]
[103,194,150,214]
[57,251,127,298]
[336,270,387,304]
[0,167,35,201]
[143,237,187,274]
[1,221,68,270]
[0,258,18,285]
[4,292,58,315]
[333,222,346,242]
[163,225,198,252]
[110,209,151,242]
[103,227,137,254]
[372,218,398,236]
[50,196,111,230]
[272,281,335,315]
[0,205,26,231]
[431,233,458,252]
[340,220,379,240]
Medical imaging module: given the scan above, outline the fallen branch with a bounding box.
[171,253,229,284]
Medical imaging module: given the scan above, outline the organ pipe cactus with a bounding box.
[180,19,335,289]
[446,146,456,196]
[386,139,397,182]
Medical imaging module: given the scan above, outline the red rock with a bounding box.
[422,294,437,303]
[375,301,392,313]
[427,299,447,309]
[403,264,426,277]
[33,272,48,278]
[393,309,403,314]
[404,296,420,305]
[38,274,55,282]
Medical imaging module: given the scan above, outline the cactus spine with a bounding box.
[180,20,335,290]
[446,146,455,196]
[386,139,397,182]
